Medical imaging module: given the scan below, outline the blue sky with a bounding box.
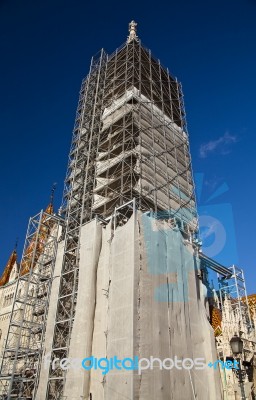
[0,0,255,294]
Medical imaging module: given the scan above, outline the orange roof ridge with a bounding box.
[0,249,17,287]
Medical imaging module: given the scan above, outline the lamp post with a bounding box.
[230,335,247,400]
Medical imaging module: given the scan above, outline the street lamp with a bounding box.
[230,335,246,400]
[230,335,243,355]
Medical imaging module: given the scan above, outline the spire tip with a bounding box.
[127,20,139,43]
[50,182,57,206]
[14,237,18,252]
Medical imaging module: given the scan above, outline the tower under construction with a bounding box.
[0,21,255,400]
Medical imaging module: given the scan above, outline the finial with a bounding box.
[50,182,57,206]
[14,237,19,252]
[127,20,139,43]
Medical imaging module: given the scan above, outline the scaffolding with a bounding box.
[0,209,62,399]
[46,50,108,399]
[46,35,200,398]
[218,264,252,330]
[198,255,252,328]
[92,40,198,234]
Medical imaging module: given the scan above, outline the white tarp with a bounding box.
[57,211,222,399]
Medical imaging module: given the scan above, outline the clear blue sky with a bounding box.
[0,0,255,294]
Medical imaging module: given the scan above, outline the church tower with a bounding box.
[42,21,221,400]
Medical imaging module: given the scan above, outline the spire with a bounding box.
[50,182,57,206]
[0,248,18,286]
[45,183,57,215]
[127,20,139,43]
[45,202,53,215]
